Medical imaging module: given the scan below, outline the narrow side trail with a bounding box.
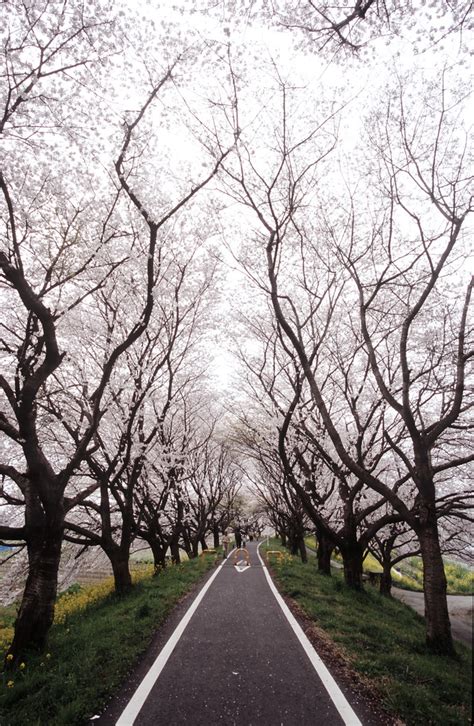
[98,542,377,726]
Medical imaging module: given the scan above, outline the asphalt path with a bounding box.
[97,542,370,726]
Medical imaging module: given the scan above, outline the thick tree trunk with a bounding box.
[418,523,455,655]
[109,550,132,595]
[379,562,392,596]
[298,537,307,563]
[213,523,220,548]
[150,542,167,573]
[199,536,208,551]
[181,528,194,559]
[280,531,287,548]
[6,527,63,665]
[288,534,299,556]
[342,545,363,589]
[170,540,181,564]
[316,531,333,575]
[170,499,184,563]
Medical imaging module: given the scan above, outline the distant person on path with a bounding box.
[222,532,230,558]
[234,526,242,549]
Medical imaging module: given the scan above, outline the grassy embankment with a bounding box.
[0,554,217,726]
[393,558,473,594]
[264,541,472,726]
[303,536,474,594]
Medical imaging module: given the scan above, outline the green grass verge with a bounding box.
[0,555,217,726]
[263,541,472,726]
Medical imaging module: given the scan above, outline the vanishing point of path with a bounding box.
[96,542,382,726]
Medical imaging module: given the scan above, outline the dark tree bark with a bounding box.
[288,535,298,556]
[316,529,334,575]
[341,543,364,590]
[417,519,453,654]
[108,548,133,595]
[213,521,220,548]
[170,539,181,564]
[379,564,392,596]
[7,518,63,662]
[298,537,308,563]
[199,536,208,551]
[150,541,167,572]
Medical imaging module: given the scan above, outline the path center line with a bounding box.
[256,543,363,726]
[116,552,233,726]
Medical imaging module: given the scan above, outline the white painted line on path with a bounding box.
[234,564,251,573]
[256,543,363,726]
[116,551,234,726]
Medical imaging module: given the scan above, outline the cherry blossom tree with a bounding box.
[0,2,232,661]
[200,0,472,54]
[221,65,472,654]
[62,231,220,591]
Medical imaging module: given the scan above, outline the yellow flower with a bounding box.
[7,681,14,688]
[45,653,51,659]
[6,654,13,662]
[19,662,26,670]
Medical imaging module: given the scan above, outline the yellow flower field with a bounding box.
[0,564,155,651]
